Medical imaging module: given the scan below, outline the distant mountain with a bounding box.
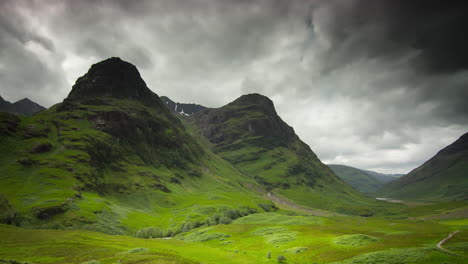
[379,132,468,201]
[328,164,391,194]
[191,93,378,215]
[361,170,403,184]
[161,96,206,116]
[0,96,45,116]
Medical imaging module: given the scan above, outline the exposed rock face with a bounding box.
[194,93,296,146]
[66,57,162,108]
[0,96,45,116]
[161,96,206,116]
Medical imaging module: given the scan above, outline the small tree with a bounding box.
[277,255,286,263]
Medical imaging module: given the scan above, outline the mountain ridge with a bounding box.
[328,164,402,194]
[160,96,206,116]
[0,96,45,116]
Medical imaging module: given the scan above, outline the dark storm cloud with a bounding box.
[0,0,467,173]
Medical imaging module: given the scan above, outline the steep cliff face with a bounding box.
[66,57,162,107]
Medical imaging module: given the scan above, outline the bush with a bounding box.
[266,251,271,259]
[135,227,163,238]
[258,202,277,212]
[277,255,286,263]
[219,215,232,224]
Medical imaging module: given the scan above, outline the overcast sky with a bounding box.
[1,0,467,173]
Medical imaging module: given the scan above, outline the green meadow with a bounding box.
[1,203,467,264]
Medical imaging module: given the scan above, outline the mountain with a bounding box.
[328,164,387,194]
[0,96,45,116]
[190,93,378,215]
[161,96,206,116]
[379,132,468,201]
[361,170,403,184]
[0,57,271,235]
[329,164,403,194]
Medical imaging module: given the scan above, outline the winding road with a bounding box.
[437,231,460,255]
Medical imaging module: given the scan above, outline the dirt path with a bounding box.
[437,231,460,255]
[266,192,336,217]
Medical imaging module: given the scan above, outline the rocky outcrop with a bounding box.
[65,57,163,109]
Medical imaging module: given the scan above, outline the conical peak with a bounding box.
[66,57,157,103]
[231,93,273,106]
[228,93,277,116]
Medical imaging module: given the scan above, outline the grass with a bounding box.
[0,209,467,264]
[333,234,379,246]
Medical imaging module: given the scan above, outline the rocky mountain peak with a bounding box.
[66,57,160,106]
[228,93,276,115]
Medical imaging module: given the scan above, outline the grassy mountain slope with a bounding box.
[379,132,468,201]
[190,94,381,216]
[328,164,386,194]
[0,58,273,235]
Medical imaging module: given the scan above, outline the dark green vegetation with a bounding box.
[380,132,468,201]
[0,96,45,116]
[328,164,396,194]
[0,58,467,264]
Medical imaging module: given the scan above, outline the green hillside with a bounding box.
[328,164,385,194]
[190,94,380,216]
[0,58,273,235]
[379,132,468,201]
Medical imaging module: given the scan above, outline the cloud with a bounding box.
[0,0,467,173]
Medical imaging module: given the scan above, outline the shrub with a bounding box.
[219,216,232,224]
[266,251,271,259]
[277,255,286,263]
[258,202,277,212]
[135,227,163,238]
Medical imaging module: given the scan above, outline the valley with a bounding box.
[0,58,466,264]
